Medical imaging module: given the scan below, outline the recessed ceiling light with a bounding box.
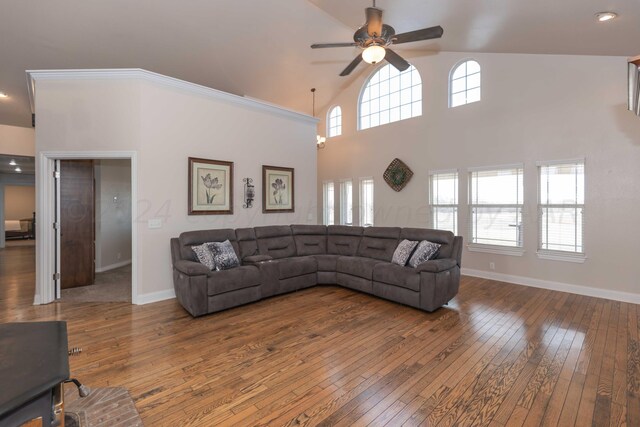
[15,167,22,173]
[596,12,617,22]
[0,92,8,98]
[9,159,17,166]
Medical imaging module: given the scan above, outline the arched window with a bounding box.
[327,106,342,137]
[449,60,481,108]
[359,63,422,130]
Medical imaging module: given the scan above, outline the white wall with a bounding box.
[95,159,132,272]
[33,71,318,301]
[4,185,35,219]
[317,52,640,299]
[0,124,35,156]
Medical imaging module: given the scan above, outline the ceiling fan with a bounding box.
[311,0,443,76]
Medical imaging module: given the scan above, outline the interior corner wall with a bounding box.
[34,76,317,300]
[317,52,640,298]
[95,159,132,272]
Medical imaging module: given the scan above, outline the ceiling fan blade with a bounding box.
[365,7,383,37]
[311,42,359,49]
[393,26,443,44]
[340,54,364,76]
[384,48,410,72]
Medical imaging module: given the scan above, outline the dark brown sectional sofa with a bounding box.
[170,225,463,317]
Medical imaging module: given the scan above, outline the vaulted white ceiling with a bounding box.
[1,0,638,128]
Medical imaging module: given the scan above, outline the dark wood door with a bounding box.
[60,160,95,289]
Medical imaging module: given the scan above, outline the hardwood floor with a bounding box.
[1,244,638,426]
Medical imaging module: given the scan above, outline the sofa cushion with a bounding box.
[356,227,401,261]
[277,256,317,280]
[400,228,454,259]
[236,227,258,259]
[336,256,382,280]
[327,225,364,256]
[207,265,260,296]
[179,229,239,262]
[292,224,327,256]
[408,240,441,268]
[392,239,419,266]
[207,240,241,271]
[255,226,296,259]
[373,263,421,292]
[314,254,340,271]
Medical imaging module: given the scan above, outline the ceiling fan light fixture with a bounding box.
[596,12,617,22]
[362,45,386,64]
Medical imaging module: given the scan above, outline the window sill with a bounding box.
[467,244,525,257]
[537,251,586,264]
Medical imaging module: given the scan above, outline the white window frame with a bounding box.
[359,177,374,227]
[449,59,481,108]
[537,158,586,263]
[327,106,342,138]
[339,179,353,226]
[358,63,422,131]
[468,164,525,256]
[429,169,459,234]
[322,181,335,226]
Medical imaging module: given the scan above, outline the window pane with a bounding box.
[323,182,334,225]
[467,60,480,74]
[540,163,584,204]
[540,207,583,252]
[389,92,400,108]
[467,87,481,103]
[451,92,466,107]
[471,168,523,205]
[467,73,481,89]
[340,180,353,225]
[400,104,412,120]
[430,171,459,234]
[412,101,422,117]
[451,78,466,94]
[390,107,400,122]
[433,206,457,234]
[360,179,374,227]
[472,207,523,247]
[452,63,466,79]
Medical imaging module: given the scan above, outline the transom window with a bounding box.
[327,106,342,138]
[538,160,585,255]
[450,60,481,108]
[469,166,524,248]
[359,64,422,130]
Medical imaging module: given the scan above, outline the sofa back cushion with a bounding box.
[357,227,401,261]
[327,225,364,256]
[178,229,239,262]
[254,225,296,259]
[400,228,455,259]
[236,227,258,259]
[291,224,327,256]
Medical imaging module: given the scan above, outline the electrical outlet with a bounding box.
[489,262,495,270]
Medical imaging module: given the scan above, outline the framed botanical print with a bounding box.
[262,165,294,213]
[188,157,233,215]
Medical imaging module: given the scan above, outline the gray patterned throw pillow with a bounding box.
[392,239,419,266]
[206,240,240,271]
[408,240,441,268]
[191,243,217,270]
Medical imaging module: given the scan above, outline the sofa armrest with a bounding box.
[415,258,457,273]
[243,255,273,265]
[174,260,210,276]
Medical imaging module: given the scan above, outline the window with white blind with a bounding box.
[323,181,334,225]
[538,160,585,259]
[469,166,524,250]
[327,106,342,138]
[449,60,481,108]
[340,180,353,225]
[429,171,458,234]
[359,178,374,227]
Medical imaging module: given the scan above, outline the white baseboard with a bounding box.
[134,288,176,305]
[95,260,132,273]
[461,268,640,305]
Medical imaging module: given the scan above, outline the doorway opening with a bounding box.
[36,151,138,305]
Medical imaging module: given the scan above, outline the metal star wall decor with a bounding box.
[383,158,413,192]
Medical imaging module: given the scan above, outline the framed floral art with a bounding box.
[262,165,294,213]
[188,157,234,215]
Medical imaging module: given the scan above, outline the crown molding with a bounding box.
[25,68,319,124]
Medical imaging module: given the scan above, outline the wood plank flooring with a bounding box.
[1,244,639,426]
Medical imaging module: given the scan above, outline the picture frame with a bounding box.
[188,157,233,215]
[262,165,294,213]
